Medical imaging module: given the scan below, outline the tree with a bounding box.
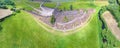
[70,5,73,10]
[4,0,15,5]
[116,0,120,5]
[50,15,56,24]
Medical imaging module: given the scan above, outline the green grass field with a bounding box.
[1,0,119,48]
[0,6,101,48]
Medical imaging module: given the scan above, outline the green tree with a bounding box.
[50,15,56,24]
[116,0,120,5]
[4,0,15,5]
[70,5,73,10]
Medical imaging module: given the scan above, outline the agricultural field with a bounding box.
[0,0,120,48]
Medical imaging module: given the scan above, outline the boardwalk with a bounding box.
[0,9,12,19]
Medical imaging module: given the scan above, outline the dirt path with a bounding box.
[102,11,120,40]
[0,9,12,19]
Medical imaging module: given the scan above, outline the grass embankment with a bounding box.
[0,7,101,48]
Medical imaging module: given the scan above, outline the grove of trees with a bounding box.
[0,0,15,9]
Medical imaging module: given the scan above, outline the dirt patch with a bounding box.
[0,9,12,19]
[102,11,120,40]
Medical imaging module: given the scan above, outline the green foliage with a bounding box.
[4,0,15,5]
[101,29,120,48]
[0,1,7,9]
[0,0,15,9]
[50,15,56,24]
[99,6,107,15]
[70,5,73,10]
